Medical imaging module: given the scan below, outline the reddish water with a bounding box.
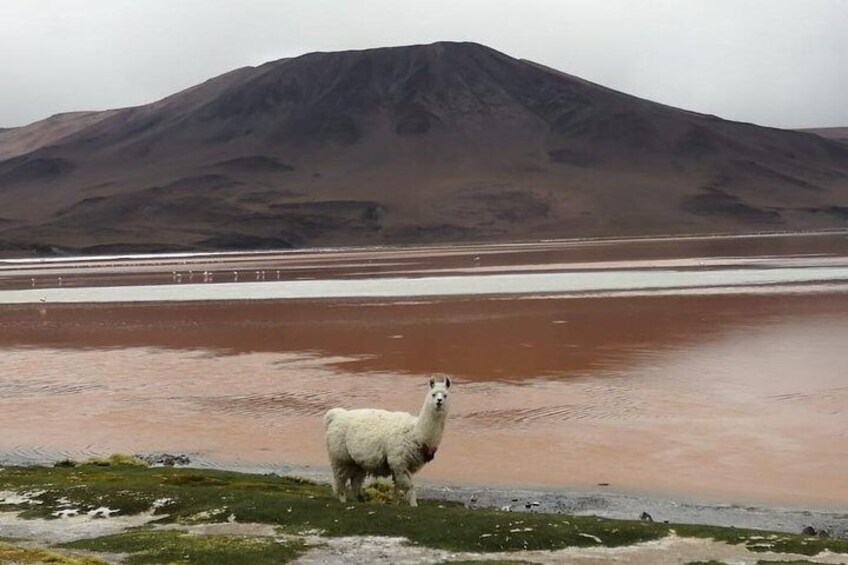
[1,234,847,508]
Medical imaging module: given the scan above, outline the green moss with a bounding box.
[163,473,228,487]
[0,540,107,564]
[63,530,305,565]
[673,524,848,556]
[81,454,148,468]
[1,463,847,558]
[757,535,848,556]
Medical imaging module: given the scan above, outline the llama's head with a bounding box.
[426,375,452,413]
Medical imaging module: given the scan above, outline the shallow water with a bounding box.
[1,233,847,509]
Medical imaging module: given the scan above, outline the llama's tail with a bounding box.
[323,407,346,429]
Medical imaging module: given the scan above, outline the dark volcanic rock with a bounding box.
[682,188,783,223]
[199,233,296,250]
[0,156,75,184]
[213,155,295,172]
[136,453,192,466]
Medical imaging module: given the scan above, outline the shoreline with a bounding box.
[3,229,847,265]
[4,265,848,304]
[3,453,846,538]
[190,462,848,538]
[3,461,848,564]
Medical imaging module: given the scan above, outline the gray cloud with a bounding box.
[2,0,846,129]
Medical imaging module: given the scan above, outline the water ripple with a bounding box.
[0,378,105,399]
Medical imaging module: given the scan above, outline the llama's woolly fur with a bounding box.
[324,377,451,506]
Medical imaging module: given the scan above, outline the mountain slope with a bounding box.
[2,42,848,255]
[801,127,848,144]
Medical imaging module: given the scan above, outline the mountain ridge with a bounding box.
[1,41,847,256]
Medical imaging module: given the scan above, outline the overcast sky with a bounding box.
[2,0,846,129]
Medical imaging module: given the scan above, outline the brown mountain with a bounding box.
[2,41,848,256]
[799,127,848,144]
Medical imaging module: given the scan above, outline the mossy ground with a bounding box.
[1,462,846,563]
[0,463,668,552]
[671,523,848,556]
[62,530,305,565]
[0,539,107,564]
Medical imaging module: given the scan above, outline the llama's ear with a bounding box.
[445,376,451,388]
[429,377,435,388]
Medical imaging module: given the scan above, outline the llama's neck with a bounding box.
[414,404,447,448]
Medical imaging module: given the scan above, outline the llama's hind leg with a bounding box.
[330,463,349,503]
[349,467,366,502]
[392,470,417,507]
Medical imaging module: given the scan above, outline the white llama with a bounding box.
[323,376,452,506]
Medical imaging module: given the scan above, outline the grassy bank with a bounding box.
[1,460,846,564]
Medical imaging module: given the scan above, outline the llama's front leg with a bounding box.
[393,470,417,507]
[350,468,366,502]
